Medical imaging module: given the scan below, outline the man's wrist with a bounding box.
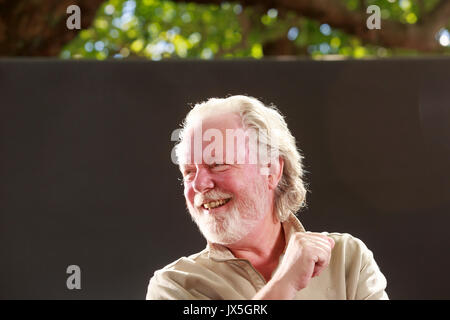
[269,276,298,299]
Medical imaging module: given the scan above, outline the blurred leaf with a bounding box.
[61,0,450,60]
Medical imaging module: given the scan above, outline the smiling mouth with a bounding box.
[202,198,232,210]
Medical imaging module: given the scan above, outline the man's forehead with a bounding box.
[178,115,252,166]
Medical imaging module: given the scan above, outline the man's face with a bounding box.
[179,113,271,245]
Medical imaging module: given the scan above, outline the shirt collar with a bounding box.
[206,212,306,261]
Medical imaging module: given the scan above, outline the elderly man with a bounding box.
[146,95,388,300]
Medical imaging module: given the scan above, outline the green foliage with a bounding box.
[62,0,450,60]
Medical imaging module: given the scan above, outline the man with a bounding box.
[146,95,388,300]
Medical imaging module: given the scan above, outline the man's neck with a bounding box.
[226,213,286,281]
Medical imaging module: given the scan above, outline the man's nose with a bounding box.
[192,167,214,193]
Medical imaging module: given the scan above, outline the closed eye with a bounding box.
[182,167,196,181]
[210,163,230,171]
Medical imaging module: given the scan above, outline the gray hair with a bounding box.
[175,95,307,222]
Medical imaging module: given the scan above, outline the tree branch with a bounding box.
[0,0,104,56]
[1,0,448,56]
[421,0,450,35]
[171,0,450,52]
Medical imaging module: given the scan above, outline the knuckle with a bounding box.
[318,234,330,241]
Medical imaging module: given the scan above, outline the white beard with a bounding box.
[187,184,267,245]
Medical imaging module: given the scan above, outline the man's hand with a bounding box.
[253,232,335,300]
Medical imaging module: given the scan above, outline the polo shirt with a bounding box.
[146,213,388,300]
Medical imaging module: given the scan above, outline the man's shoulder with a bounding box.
[318,231,377,265]
[321,231,367,250]
[154,247,209,275]
[317,231,388,300]
[147,248,211,299]
[321,231,367,246]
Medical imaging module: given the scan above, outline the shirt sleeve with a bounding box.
[352,237,389,300]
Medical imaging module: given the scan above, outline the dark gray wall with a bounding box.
[0,59,449,299]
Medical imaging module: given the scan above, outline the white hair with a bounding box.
[176,95,307,222]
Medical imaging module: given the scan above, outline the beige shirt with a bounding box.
[146,213,388,300]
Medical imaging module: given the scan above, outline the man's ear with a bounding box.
[268,156,284,190]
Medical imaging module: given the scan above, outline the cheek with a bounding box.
[232,165,265,186]
[214,173,241,191]
[184,184,195,204]
[219,173,255,194]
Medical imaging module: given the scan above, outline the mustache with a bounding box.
[194,189,233,207]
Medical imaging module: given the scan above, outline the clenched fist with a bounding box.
[254,232,335,300]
